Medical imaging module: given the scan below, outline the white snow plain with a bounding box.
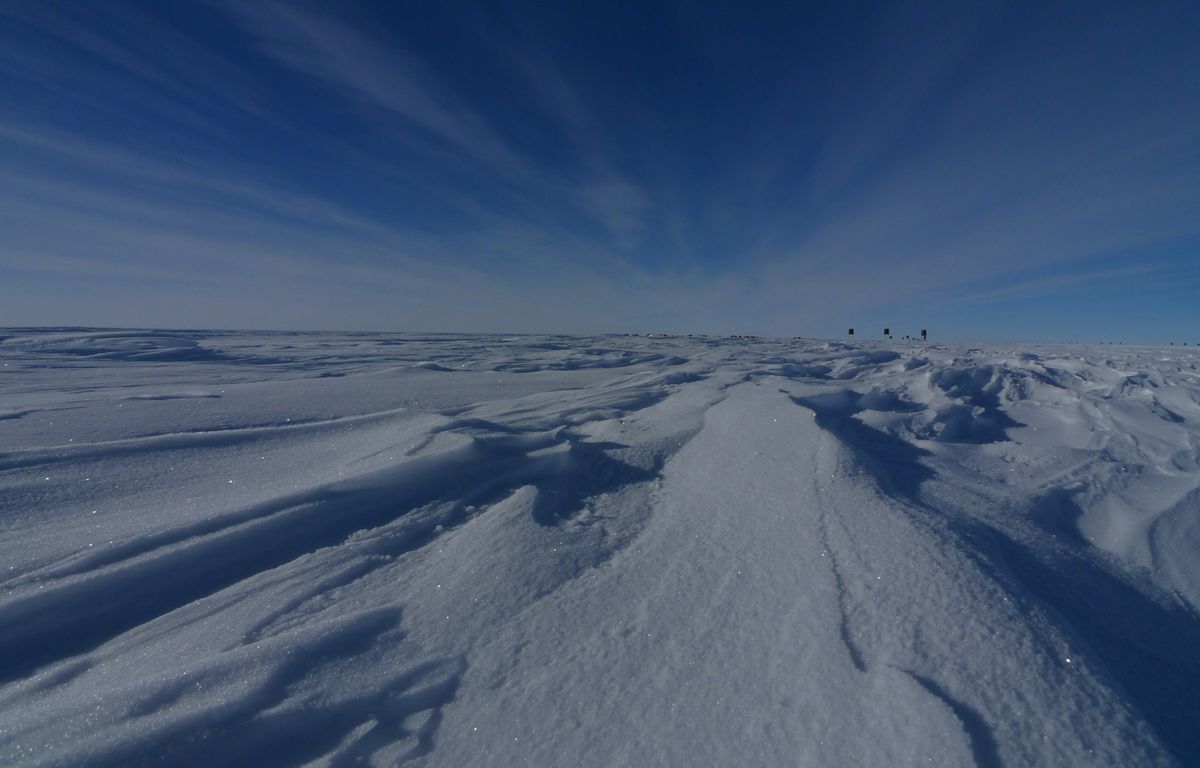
[1,328,1199,767]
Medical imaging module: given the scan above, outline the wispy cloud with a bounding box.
[1,2,1197,338]
[221,0,654,257]
[225,2,526,176]
[952,263,1168,305]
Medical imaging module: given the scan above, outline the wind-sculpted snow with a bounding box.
[1,330,1199,766]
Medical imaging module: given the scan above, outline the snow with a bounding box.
[1,328,1199,766]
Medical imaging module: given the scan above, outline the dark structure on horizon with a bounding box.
[847,326,927,340]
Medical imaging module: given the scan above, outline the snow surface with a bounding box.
[2,328,1199,767]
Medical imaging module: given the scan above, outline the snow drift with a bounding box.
[1,329,1198,766]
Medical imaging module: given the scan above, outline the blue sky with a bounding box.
[1,1,1198,342]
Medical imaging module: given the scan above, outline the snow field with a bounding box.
[1,329,1198,766]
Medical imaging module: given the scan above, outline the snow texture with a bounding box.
[2,328,1199,767]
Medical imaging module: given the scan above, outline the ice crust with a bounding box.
[1,329,1199,766]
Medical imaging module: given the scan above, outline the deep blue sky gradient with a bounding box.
[2,1,1198,341]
